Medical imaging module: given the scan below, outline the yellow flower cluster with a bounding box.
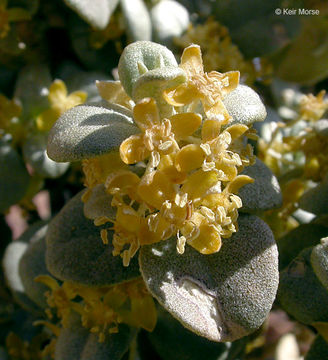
[83,44,254,266]
[299,90,328,122]
[36,276,156,343]
[174,18,272,86]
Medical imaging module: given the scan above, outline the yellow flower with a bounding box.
[299,90,328,121]
[37,276,156,343]
[0,0,31,39]
[35,275,77,328]
[36,79,87,132]
[120,97,181,164]
[163,44,239,124]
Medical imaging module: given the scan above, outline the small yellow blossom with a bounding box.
[37,276,156,343]
[299,90,328,121]
[163,44,239,124]
[0,0,31,39]
[36,79,87,132]
[35,275,77,328]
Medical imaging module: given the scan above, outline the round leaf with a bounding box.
[19,224,50,308]
[278,248,328,325]
[277,223,328,271]
[23,133,69,178]
[139,214,278,342]
[311,238,328,292]
[120,0,152,42]
[47,102,138,162]
[239,157,282,213]
[46,191,140,286]
[83,184,115,220]
[223,85,267,126]
[63,0,119,30]
[118,41,179,98]
[299,178,328,216]
[14,64,51,120]
[2,222,47,312]
[151,0,190,47]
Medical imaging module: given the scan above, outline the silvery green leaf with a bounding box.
[278,248,328,325]
[46,191,140,286]
[19,224,50,309]
[2,222,47,312]
[299,177,328,216]
[118,41,179,98]
[23,133,69,178]
[139,214,278,342]
[55,312,136,360]
[0,141,30,213]
[223,85,267,126]
[120,0,152,42]
[63,0,119,30]
[14,64,51,120]
[277,223,328,271]
[311,238,328,292]
[83,184,115,220]
[239,158,282,213]
[47,103,138,162]
[151,0,189,47]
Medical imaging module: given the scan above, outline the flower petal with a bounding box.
[138,171,176,209]
[181,170,219,201]
[180,44,204,77]
[120,134,150,164]
[133,97,160,131]
[169,112,202,139]
[96,80,133,110]
[188,223,222,254]
[175,144,205,173]
[48,79,67,105]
